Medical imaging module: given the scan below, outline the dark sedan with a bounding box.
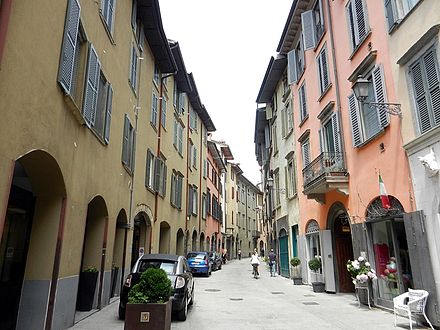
[118,254,194,321]
[208,251,222,271]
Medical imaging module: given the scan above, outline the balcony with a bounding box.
[302,152,349,204]
[252,230,261,239]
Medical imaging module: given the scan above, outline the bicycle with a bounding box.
[252,264,259,279]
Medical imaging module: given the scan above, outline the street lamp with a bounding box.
[352,75,402,118]
[266,177,285,194]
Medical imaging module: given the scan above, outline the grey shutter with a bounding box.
[162,164,167,196]
[301,10,316,50]
[302,141,310,167]
[287,49,298,84]
[351,223,367,259]
[331,113,341,163]
[321,47,329,92]
[384,0,396,29]
[154,158,161,192]
[321,230,336,292]
[108,0,115,34]
[372,65,390,128]
[404,211,440,324]
[58,0,81,94]
[423,50,440,126]
[187,186,193,216]
[354,0,368,41]
[122,115,129,165]
[173,120,178,147]
[145,151,151,187]
[411,60,431,133]
[348,94,363,147]
[104,84,113,144]
[130,126,136,171]
[131,0,137,30]
[83,45,100,126]
[318,128,324,153]
[177,175,182,209]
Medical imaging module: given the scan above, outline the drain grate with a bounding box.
[302,301,319,305]
[271,291,285,295]
[205,289,221,292]
[229,298,244,301]
[303,294,315,297]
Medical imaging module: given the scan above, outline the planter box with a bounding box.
[76,271,98,311]
[293,277,303,285]
[311,282,325,293]
[124,299,172,330]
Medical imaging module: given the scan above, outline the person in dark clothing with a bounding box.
[268,249,277,276]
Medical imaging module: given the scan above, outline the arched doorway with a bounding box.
[279,228,289,278]
[191,231,197,252]
[306,220,321,284]
[199,233,205,251]
[111,210,127,299]
[206,236,211,252]
[334,214,354,292]
[131,213,151,267]
[159,222,170,254]
[0,151,66,330]
[176,229,185,256]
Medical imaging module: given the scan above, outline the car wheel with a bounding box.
[218,263,222,270]
[177,294,189,321]
[118,305,125,320]
[189,285,194,306]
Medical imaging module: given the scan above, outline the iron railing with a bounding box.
[302,152,346,187]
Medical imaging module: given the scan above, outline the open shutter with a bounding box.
[298,235,307,283]
[154,158,161,192]
[83,45,100,126]
[145,151,151,187]
[321,230,336,292]
[108,0,115,34]
[131,0,137,30]
[404,211,440,324]
[411,60,431,133]
[58,0,81,94]
[318,128,324,153]
[122,115,129,165]
[287,49,298,84]
[331,113,341,155]
[301,10,316,50]
[187,186,193,216]
[423,50,440,126]
[348,94,363,147]
[372,65,390,128]
[384,0,396,29]
[351,223,367,260]
[162,164,167,196]
[321,47,329,91]
[104,84,113,144]
[354,0,368,42]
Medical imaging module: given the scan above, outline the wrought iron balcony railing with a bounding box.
[302,152,346,188]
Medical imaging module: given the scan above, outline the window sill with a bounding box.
[99,13,116,45]
[355,128,385,149]
[299,114,309,128]
[388,0,424,34]
[313,30,327,53]
[318,83,332,102]
[62,92,86,126]
[348,30,372,61]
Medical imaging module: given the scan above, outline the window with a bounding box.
[281,102,294,138]
[93,73,113,143]
[207,189,211,215]
[151,93,158,128]
[348,65,389,147]
[145,149,155,189]
[272,123,278,154]
[301,0,324,50]
[286,157,297,198]
[122,114,135,172]
[153,63,160,86]
[202,194,207,219]
[100,0,115,35]
[191,186,198,215]
[346,0,370,52]
[154,157,167,197]
[189,107,198,131]
[173,119,184,155]
[274,171,281,207]
[299,82,308,122]
[385,0,420,30]
[317,45,330,95]
[161,96,167,128]
[301,138,311,168]
[129,44,138,91]
[171,171,183,209]
[409,48,440,134]
[319,113,341,155]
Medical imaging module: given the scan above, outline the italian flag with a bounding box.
[379,174,391,209]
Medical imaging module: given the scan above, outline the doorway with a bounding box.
[279,229,289,278]
[334,214,354,292]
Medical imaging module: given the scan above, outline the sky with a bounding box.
[159,0,293,186]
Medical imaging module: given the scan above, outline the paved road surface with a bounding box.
[70,258,428,329]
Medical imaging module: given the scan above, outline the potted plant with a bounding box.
[290,257,302,285]
[76,266,99,311]
[124,267,173,330]
[308,257,325,293]
[347,256,377,305]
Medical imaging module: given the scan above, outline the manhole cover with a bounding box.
[271,292,285,295]
[205,289,221,292]
[302,301,319,305]
[303,294,315,297]
[229,298,244,301]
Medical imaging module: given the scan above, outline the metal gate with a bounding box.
[279,235,290,277]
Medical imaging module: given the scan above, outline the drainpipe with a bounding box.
[184,96,190,254]
[198,122,203,241]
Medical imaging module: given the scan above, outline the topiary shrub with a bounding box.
[308,257,321,272]
[128,268,172,304]
[290,257,301,267]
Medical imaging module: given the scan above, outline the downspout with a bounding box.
[198,122,203,241]
[0,0,13,68]
[184,96,190,254]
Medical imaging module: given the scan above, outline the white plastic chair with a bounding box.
[393,288,434,330]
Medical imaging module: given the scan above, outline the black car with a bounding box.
[118,254,194,321]
[208,251,222,271]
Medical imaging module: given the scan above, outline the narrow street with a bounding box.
[70,258,427,330]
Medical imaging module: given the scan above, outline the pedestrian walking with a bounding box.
[250,249,260,278]
[268,248,277,276]
[238,249,241,260]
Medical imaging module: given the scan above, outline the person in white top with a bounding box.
[250,249,260,278]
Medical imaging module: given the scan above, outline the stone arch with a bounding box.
[176,228,185,256]
[159,221,171,254]
[191,230,198,252]
[366,195,404,219]
[111,209,127,299]
[206,236,211,252]
[131,211,152,266]
[199,232,205,251]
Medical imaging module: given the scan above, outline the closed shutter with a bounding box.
[151,93,158,126]
[348,94,362,147]
[302,141,310,167]
[131,0,137,30]
[83,45,100,126]
[424,50,440,126]
[104,84,113,144]
[58,0,81,94]
[145,151,152,187]
[404,211,440,324]
[318,128,324,153]
[331,113,341,156]
[154,158,161,192]
[301,10,316,50]
[372,65,390,128]
[122,115,129,165]
[354,0,368,42]
[187,186,193,216]
[411,60,431,133]
[384,0,396,29]
[318,47,329,93]
[351,223,367,259]
[287,49,298,84]
[107,0,115,34]
[173,120,178,147]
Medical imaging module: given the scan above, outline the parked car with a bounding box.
[118,254,194,321]
[208,251,222,271]
[186,252,212,276]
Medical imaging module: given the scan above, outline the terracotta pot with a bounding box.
[124,299,172,330]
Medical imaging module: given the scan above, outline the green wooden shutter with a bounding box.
[287,49,298,84]
[301,10,316,50]
[372,65,390,128]
[104,84,113,144]
[348,94,362,147]
[83,45,100,126]
[58,0,81,94]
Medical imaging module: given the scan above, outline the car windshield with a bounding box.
[187,253,206,260]
[137,260,176,275]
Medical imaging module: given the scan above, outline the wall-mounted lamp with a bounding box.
[352,76,402,118]
[266,177,286,194]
